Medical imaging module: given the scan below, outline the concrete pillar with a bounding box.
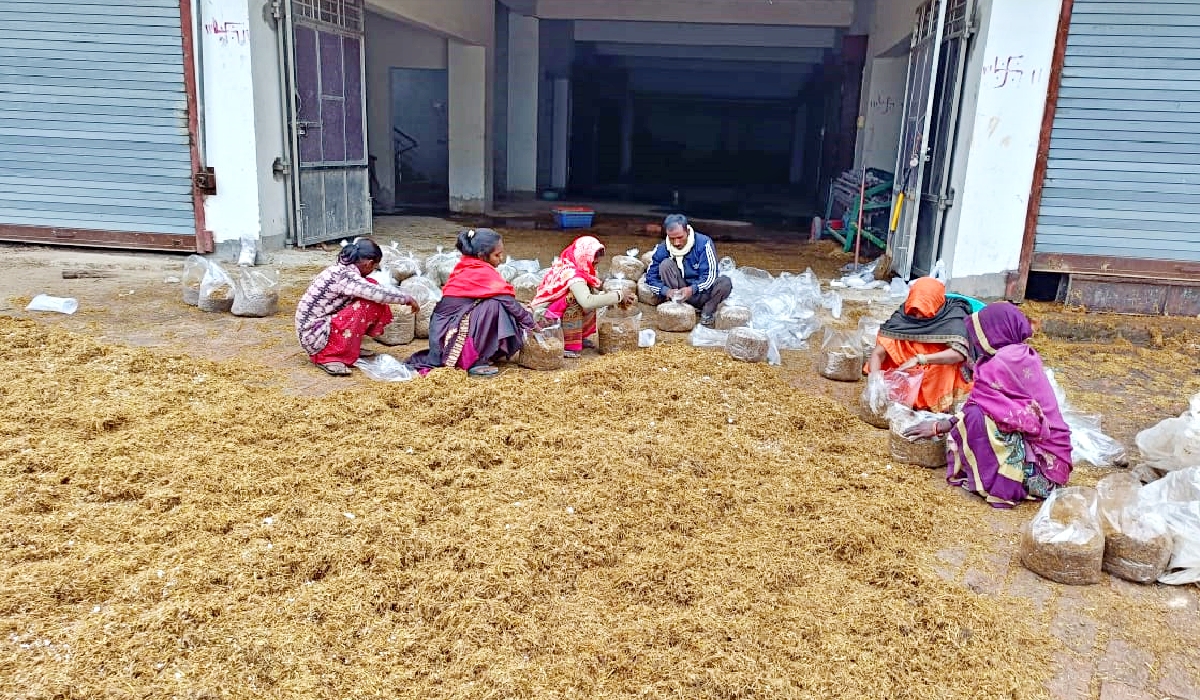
[197,0,289,255]
[789,105,806,185]
[506,13,540,195]
[448,41,490,213]
[941,0,1063,297]
[551,78,570,190]
[620,93,634,177]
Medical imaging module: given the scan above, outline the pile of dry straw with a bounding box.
[0,317,1055,698]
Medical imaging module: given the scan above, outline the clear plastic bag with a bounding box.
[714,303,752,330]
[1096,473,1174,583]
[886,404,950,468]
[857,316,883,355]
[354,354,417,382]
[639,250,656,271]
[374,306,415,346]
[400,276,442,339]
[860,368,922,429]
[656,300,696,332]
[1019,486,1105,585]
[718,256,736,274]
[689,325,728,348]
[637,276,659,306]
[1137,466,1200,585]
[512,272,541,304]
[197,261,235,313]
[181,254,209,306]
[726,327,773,364]
[425,246,462,287]
[1044,369,1126,467]
[597,309,641,354]
[817,328,863,382]
[391,251,422,282]
[518,321,565,371]
[231,268,281,318]
[602,276,637,301]
[609,255,645,281]
[1136,394,1200,473]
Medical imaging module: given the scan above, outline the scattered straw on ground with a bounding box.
[0,317,1056,699]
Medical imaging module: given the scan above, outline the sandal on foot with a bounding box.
[317,361,352,377]
[358,348,378,359]
[582,339,596,349]
[468,364,499,378]
[563,350,582,359]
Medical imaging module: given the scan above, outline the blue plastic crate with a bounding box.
[552,208,594,229]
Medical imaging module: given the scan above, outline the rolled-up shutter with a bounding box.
[0,0,200,250]
[1034,0,1200,266]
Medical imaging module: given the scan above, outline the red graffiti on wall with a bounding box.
[205,19,249,46]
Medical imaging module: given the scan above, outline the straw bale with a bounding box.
[0,317,1058,700]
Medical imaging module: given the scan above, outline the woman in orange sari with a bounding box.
[867,277,972,412]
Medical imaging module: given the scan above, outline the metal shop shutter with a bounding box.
[1035,0,1200,264]
[0,0,199,250]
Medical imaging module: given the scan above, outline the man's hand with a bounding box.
[403,296,421,316]
[672,287,694,302]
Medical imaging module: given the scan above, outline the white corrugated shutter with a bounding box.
[0,0,197,247]
[1035,0,1200,263]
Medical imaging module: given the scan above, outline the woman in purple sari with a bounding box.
[905,303,1073,508]
[407,229,537,377]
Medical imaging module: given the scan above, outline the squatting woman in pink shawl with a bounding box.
[904,303,1073,508]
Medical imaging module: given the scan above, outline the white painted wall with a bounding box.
[941,0,1062,294]
[852,0,920,168]
[365,11,448,205]
[859,57,907,172]
[198,0,261,247]
[506,13,540,194]
[247,0,289,250]
[448,42,489,212]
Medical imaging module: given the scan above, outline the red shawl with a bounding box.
[441,256,515,299]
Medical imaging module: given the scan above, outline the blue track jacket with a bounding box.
[645,231,720,297]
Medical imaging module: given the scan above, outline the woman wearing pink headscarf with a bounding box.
[905,303,1073,508]
[531,236,635,358]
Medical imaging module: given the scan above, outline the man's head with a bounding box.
[664,214,689,248]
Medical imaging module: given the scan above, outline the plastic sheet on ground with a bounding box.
[721,266,824,351]
[1136,393,1200,473]
[1137,466,1200,585]
[833,259,888,290]
[354,354,417,382]
[1045,369,1126,467]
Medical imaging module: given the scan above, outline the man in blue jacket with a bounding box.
[645,214,733,327]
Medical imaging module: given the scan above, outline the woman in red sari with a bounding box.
[531,236,633,358]
[407,229,538,377]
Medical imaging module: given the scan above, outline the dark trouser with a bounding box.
[657,260,733,317]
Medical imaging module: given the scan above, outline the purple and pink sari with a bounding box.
[946,303,1073,508]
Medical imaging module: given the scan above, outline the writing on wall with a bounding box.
[869,94,898,116]
[205,20,249,46]
[982,55,1045,89]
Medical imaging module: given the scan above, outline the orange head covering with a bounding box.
[530,236,605,308]
[904,277,947,319]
